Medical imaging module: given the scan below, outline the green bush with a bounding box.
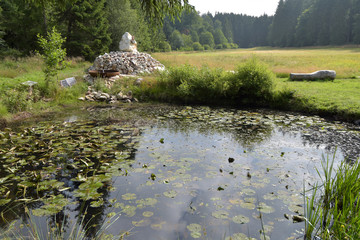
[231,58,274,102]
[158,65,227,103]
[203,44,211,50]
[137,58,276,106]
[158,41,171,52]
[192,42,203,51]
[215,44,223,49]
[2,87,29,113]
[230,43,238,49]
[222,43,231,49]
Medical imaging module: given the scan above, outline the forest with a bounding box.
[1,0,360,60]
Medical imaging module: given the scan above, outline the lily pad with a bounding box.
[225,233,256,240]
[122,205,137,217]
[187,223,202,239]
[122,193,137,201]
[232,215,250,224]
[258,202,275,214]
[151,221,166,230]
[143,211,154,217]
[163,190,178,198]
[212,210,229,219]
[136,198,158,208]
[132,218,151,227]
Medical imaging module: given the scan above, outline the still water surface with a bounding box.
[1,104,359,239]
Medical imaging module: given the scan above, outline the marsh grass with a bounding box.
[304,154,360,239]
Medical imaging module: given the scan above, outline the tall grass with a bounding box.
[304,154,360,239]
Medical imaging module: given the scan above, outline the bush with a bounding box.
[2,87,29,113]
[231,58,274,102]
[137,59,276,106]
[215,44,223,49]
[222,43,231,49]
[37,27,67,88]
[192,42,203,51]
[159,65,227,103]
[203,44,211,50]
[158,41,171,52]
[230,43,238,49]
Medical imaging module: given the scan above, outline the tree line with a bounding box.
[1,0,359,61]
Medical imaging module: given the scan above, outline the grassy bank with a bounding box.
[0,56,90,119]
[2,47,360,123]
[149,47,360,122]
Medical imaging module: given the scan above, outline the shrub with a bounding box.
[229,58,275,103]
[230,43,238,49]
[222,43,231,49]
[2,87,29,113]
[215,44,223,49]
[37,27,67,88]
[192,42,203,51]
[158,41,171,52]
[203,44,211,50]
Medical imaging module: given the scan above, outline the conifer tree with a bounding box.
[61,0,111,60]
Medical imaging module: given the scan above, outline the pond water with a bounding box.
[0,104,359,240]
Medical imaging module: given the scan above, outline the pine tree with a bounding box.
[61,0,111,61]
[0,0,43,53]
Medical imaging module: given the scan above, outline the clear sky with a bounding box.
[188,0,279,17]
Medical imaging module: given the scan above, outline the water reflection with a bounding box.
[0,104,359,239]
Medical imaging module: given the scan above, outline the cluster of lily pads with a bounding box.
[0,120,141,219]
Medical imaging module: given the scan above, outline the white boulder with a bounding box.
[119,32,137,52]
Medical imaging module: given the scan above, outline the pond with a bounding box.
[0,104,359,240]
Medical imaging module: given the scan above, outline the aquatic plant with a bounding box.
[304,154,360,239]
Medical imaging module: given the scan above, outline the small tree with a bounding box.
[37,27,66,88]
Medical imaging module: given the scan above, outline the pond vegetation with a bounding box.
[0,104,359,239]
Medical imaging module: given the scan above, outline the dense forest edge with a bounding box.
[2,0,360,58]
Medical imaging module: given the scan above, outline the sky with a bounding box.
[188,0,280,17]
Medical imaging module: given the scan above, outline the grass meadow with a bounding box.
[153,46,360,78]
[152,47,360,121]
[1,47,360,122]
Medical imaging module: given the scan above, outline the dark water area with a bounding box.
[0,104,359,239]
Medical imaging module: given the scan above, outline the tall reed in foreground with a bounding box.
[304,154,360,239]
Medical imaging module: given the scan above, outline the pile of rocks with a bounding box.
[91,51,165,75]
[79,86,138,104]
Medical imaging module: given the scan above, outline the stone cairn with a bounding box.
[81,32,165,103]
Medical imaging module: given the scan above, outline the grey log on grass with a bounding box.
[290,70,336,81]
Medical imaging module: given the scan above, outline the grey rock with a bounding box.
[135,78,143,85]
[60,77,77,87]
[290,70,336,81]
[22,81,38,87]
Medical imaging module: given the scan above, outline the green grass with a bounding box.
[275,78,360,120]
[151,47,360,121]
[153,46,360,78]
[0,56,91,118]
[304,155,360,240]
